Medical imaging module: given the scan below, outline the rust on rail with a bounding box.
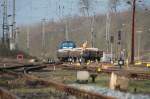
[0,88,20,99]
[28,75,116,99]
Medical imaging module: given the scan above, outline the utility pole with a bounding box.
[110,36,114,61]
[2,0,9,46]
[10,0,16,50]
[65,20,69,41]
[91,13,95,48]
[137,30,142,61]
[106,12,111,52]
[26,26,30,53]
[15,27,19,48]
[131,0,136,64]
[12,0,16,48]
[42,18,46,58]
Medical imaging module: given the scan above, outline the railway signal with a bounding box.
[118,58,124,69]
[118,30,121,41]
[110,36,114,43]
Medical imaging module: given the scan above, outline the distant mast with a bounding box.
[65,20,69,41]
[105,12,111,52]
[2,0,9,46]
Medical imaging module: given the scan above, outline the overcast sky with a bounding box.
[14,0,109,25]
[1,0,149,25]
[1,0,125,25]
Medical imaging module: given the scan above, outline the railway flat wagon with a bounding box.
[57,41,103,62]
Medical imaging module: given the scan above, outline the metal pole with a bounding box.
[138,33,140,61]
[42,19,46,58]
[2,0,8,44]
[91,14,95,48]
[12,0,16,45]
[131,0,136,64]
[106,13,109,52]
[65,19,69,41]
[10,0,16,50]
[26,26,30,53]
[137,31,142,61]
[2,7,5,44]
[111,43,113,61]
[2,0,5,44]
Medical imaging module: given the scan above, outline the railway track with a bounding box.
[129,72,150,80]
[26,75,116,99]
[0,62,150,99]
[0,62,150,80]
[62,64,150,80]
[0,63,116,99]
[0,64,47,73]
[0,88,20,99]
[0,61,150,80]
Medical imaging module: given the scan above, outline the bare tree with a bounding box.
[108,0,121,12]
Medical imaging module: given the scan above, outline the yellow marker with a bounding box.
[87,60,90,65]
[76,63,81,66]
[147,63,150,67]
[135,61,142,65]
[126,59,129,68]
[97,67,101,72]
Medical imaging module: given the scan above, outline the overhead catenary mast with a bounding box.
[42,18,46,57]
[65,20,69,41]
[105,12,111,52]
[61,1,69,41]
[12,0,16,47]
[10,0,16,50]
[2,0,9,46]
[65,0,74,41]
[91,13,95,48]
[26,26,30,53]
